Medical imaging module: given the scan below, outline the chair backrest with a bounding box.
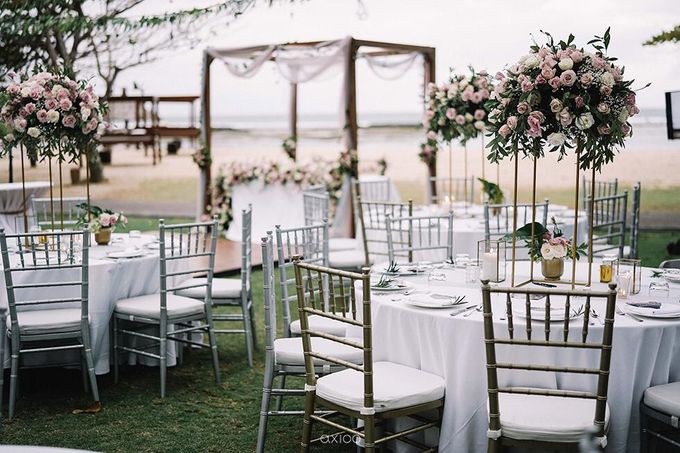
[159,217,218,321]
[481,282,618,441]
[293,256,369,401]
[385,212,454,263]
[261,232,278,345]
[585,191,628,258]
[353,178,393,203]
[240,205,253,298]
[429,176,475,204]
[355,197,413,266]
[0,228,90,336]
[305,184,327,195]
[582,177,618,207]
[302,190,330,227]
[628,183,641,259]
[275,221,329,337]
[31,197,87,230]
[659,259,680,269]
[484,200,550,241]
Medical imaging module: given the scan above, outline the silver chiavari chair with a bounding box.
[30,196,87,230]
[428,176,475,204]
[0,228,99,419]
[175,206,256,367]
[629,182,641,259]
[112,218,221,398]
[352,177,394,203]
[256,234,362,453]
[355,196,413,267]
[295,256,445,452]
[585,191,628,259]
[481,281,618,451]
[302,190,329,227]
[581,177,618,207]
[385,212,454,263]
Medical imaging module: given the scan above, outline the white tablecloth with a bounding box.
[352,261,680,452]
[0,181,51,234]
[0,233,185,374]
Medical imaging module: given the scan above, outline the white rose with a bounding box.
[81,107,91,120]
[617,108,629,123]
[474,120,486,131]
[20,86,31,97]
[547,132,565,146]
[540,243,555,260]
[46,109,60,123]
[464,113,473,122]
[552,244,567,259]
[26,127,40,138]
[558,58,574,70]
[524,55,540,69]
[575,113,594,130]
[600,72,615,87]
[5,133,14,141]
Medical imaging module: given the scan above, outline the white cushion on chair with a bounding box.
[274,337,363,366]
[115,293,205,319]
[316,361,445,413]
[329,238,359,252]
[289,314,349,337]
[174,277,242,300]
[644,382,680,417]
[14,308,82,335]
[329,250,368,270]
[493,392,610,443]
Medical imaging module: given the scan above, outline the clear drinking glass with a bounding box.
[455,253,470,269]
[649,281,670,299]
[465,260,481,284]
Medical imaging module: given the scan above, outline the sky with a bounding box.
[115,0,680,119]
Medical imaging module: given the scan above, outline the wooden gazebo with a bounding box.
[198,37,437,216]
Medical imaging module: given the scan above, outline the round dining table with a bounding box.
[0,181,51,234]
[351,260,680,452]
[0,233,187,374]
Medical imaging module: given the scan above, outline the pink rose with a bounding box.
[526,115,542,137]
[535,75,546,84]
[544,57,557,68]
[521,80,534,92]
[36,109,48,123]
[625,93,636,107]
[506,116,518,129]
[446,108,457,119]
[538,47,549,58]
[29,86,43,100]
[569,50,583,63]
[426,110,435,120]
[59,98,72,110]
[575,96,585,108]
[24,103,36,114]
[80,92,91,103]
[517,102,531,115]
[495,71,505,80]
[541,67,556,79]
[622,124,632,135]
[558,108,573,127]
[474,109,486,121]
[62,115,76,128]
[597,124,611,135]
[479,88,490,99]
[529,111,545,123]
[591,56,606,69]
[600,85,612,96]
[549,77,562,91]
[455,115,466,125]
[18,108,28,117]
[426,130,438,141]
[580,73,594,87]
[45,98,58,110]
[499,124,511,137]
[560,70,577,87]
[13,118,26,132]
[471,92,482,103]
[611,66,622,81]
[7,84,19,94]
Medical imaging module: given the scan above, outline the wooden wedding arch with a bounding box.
[198,37,437,217]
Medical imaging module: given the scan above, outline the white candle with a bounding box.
[617,271,632,299]
[482,249,498,281]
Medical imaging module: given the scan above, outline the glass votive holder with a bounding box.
[649,281,670,299]
[465,260,481,284]
[616,259,642,295]
[455,253,470,269]
[617,271,633,299]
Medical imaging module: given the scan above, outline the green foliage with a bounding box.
[477,177,504,204]
[644,25,680,46]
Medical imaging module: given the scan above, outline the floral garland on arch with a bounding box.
[486,29,645,171]
[0,70,106,162]
[211,149,377,232]
[419,66,494,165]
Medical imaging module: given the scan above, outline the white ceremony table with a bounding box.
[0,233,187,375]
[0,181,51,234]
[351,261,680,452]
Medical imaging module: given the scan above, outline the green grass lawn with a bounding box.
[1,225,678,452]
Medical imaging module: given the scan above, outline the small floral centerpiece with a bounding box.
[486,28,645,171]
[0,70,106,162]
[512,218,587,280]
[78,204,127,245]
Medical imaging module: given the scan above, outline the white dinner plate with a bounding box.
[622,302,680,319]
[370,280,410,292]
[405,295,467,309]
[662,270,680,284]
[511,305,583,322]
[106,249,146,259]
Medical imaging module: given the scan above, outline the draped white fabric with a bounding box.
[363,52,420,80]
[0,181,50,234]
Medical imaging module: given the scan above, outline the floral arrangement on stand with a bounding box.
[485,28,644,171]
[192,145,212,169]
[512,218,587,280]
[77,203,128,246]
[0,70,106,162]
[282,136,297,160]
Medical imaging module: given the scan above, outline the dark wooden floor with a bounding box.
[213,239,263,276]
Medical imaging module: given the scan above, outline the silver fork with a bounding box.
[615,305,644,322]
[463,305,482,317]
[590,309,605,326]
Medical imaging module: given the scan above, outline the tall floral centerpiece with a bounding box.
[0,70,106,230]
[421,66,494,205]
[485,29,644,286]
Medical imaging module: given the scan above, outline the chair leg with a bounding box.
[112,316,120,384]
[249,301,258,351]
[364,414,375,453]
[242,299,254,368]
[256,360,276,453]
[159,331,167,399]
[82,327,100,402]
[488,438,502,453]
[274,374,286,411]
[300,387,316,453]
[80,355,89,393]
[8,346,19,420]
[640,403,649,453]
[206,320,221,385]
[0,331,6,421]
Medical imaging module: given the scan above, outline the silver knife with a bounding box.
[450,305,477,317]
